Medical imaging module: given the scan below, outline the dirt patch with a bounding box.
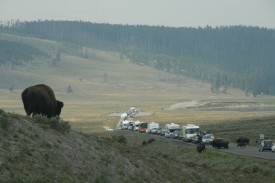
[166,100,202,110]
[107,112,151,117]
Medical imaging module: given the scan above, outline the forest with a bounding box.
[0,39,47,65]
[1,20,275,95]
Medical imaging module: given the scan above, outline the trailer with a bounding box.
[182,124,200,142]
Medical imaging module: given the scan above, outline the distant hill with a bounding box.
[0,39,47,65]
[0,109,275,183]
[1,21,275,95]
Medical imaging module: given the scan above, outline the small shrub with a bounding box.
[0,109,8,116]
[112,135,127,144]
[0,115,9,130]
[33,115,71,133]
[241,163,261,173]
[54,120,71,133]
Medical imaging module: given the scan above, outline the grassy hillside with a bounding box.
[0,110,275,183]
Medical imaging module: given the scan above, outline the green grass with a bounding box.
[0,110,275,183]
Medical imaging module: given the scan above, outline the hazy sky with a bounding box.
[0,0,274,28]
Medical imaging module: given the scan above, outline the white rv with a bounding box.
[146,122,160,133]
[164,123,180,138]
[120,113,128,120]
[182,124,200,142]
[121,120,129,130]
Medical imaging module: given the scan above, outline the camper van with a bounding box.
[164,123,180,138]
[182,124,200,142]
[146,122,160,133]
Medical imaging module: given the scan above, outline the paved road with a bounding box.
[207,143,275,160]
[177,139,275,160]
[150,135,275,160]
[115,114,275,160]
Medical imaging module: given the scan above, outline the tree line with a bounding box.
[1,20,275,95]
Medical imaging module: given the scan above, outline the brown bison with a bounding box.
[21,84,64,118]
[236,137,250,145]
[210,138,229,149]
[236,142,247,148]
[147,138,155,143]
[197,143,206,153]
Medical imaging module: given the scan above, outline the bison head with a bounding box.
[56,100,64,116]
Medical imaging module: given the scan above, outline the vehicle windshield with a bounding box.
[203,134,213,139]
[264,141,272,145]
[185,128,199,134]
[140,123,148,128]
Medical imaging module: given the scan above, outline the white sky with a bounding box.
[0,0,274,28]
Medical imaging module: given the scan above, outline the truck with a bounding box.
[182,124,200,142]
[139,122,148,133]
[164,123,180,138]
[146,122,160,133]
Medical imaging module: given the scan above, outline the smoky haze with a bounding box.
[0,0,274,28]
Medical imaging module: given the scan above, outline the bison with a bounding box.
[236,137,249,145]
[142,140,147,145]
[21,84,64,118]
[197,143,205,153]
[236,142,246,148]
[147,138,155,144]
[210,138,229,149]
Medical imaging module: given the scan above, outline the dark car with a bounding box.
[258,140,273,151]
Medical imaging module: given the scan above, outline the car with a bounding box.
[161,129,167,136]
[164,131,173,138]
[271,144,275,152]
[105,128,114,131]
[151,128,159,134]
[202,134,214,144]
[258,140,273,151]
[173,129,183,140]
[156,128,163,135]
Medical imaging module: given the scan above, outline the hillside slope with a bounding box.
[1,110,275,183]
[3,21,275,95]
[0,33,248,131]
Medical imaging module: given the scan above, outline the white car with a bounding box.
[202,134,215,144]
[272,144,275,152]
[105,128,114,131]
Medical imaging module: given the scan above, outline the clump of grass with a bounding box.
[0,110,10,130]
[0,115,9,130]
[33,115,71,133]
[112,135,127,144]
[241,163,261,173]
